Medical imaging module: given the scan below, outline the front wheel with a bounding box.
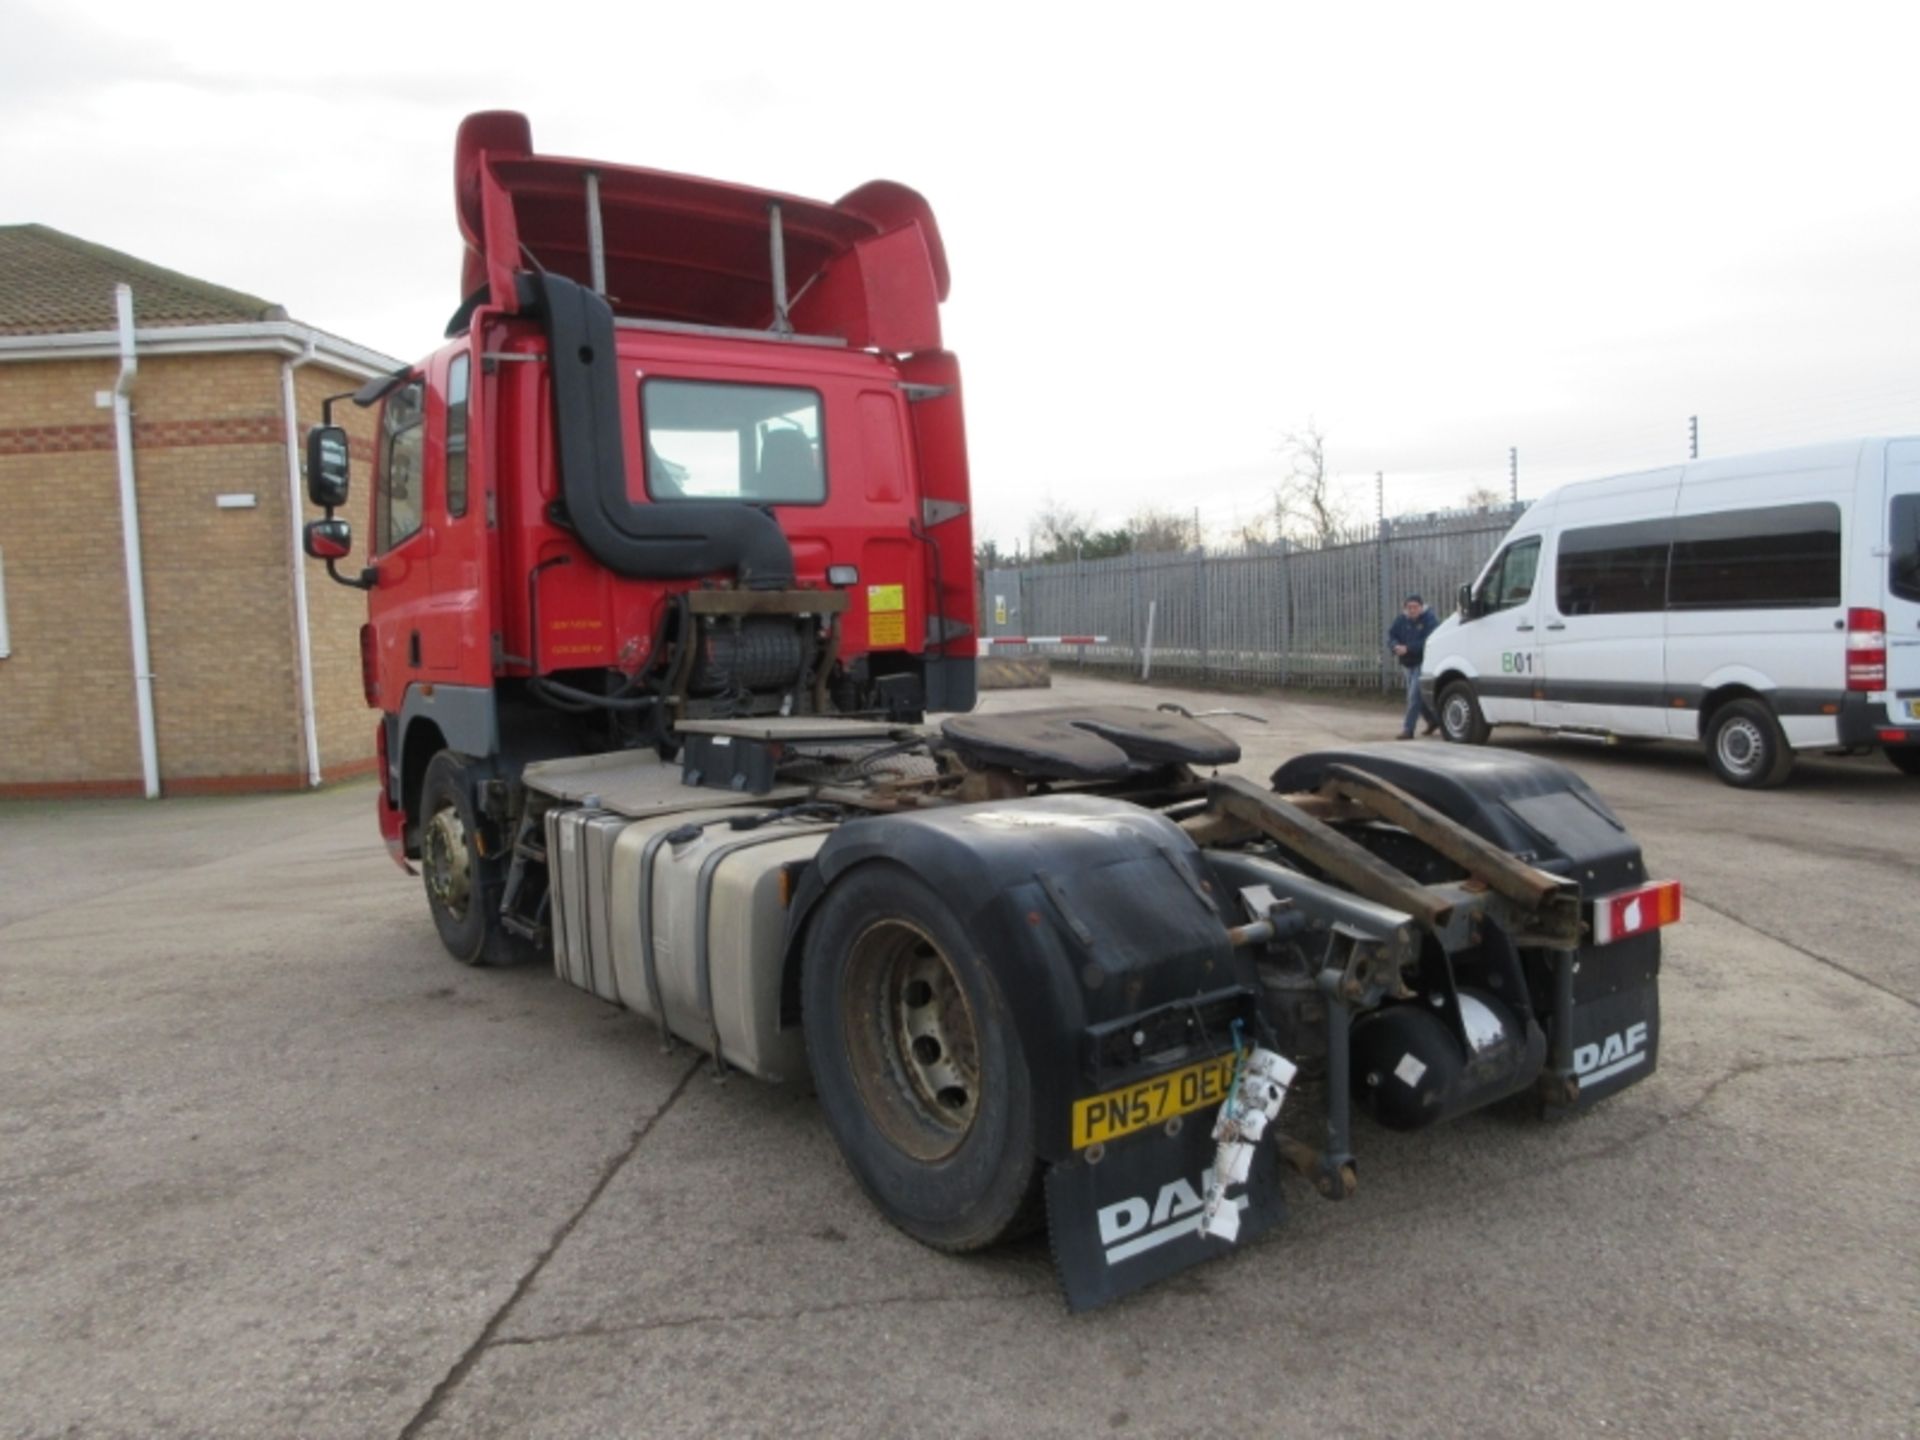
[419,751,527,965]
[1438,681,1491,745]
[802,865,1041,1252]
[1705,700,1794,788]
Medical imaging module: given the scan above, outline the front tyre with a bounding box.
[802,865,1041,1252]
[1706,699,1794,788]
[419,751,526,965]
[1439,681,1491,745]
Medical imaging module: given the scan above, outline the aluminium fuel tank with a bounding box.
[545,805,831,1082]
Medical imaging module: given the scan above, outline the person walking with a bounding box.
[1389,594,1440,739]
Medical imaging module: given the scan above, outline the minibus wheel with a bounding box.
[1705,700,1794,788]
[1439,682,1490,745]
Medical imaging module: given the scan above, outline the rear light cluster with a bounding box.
[1846,607,1887,691]
[1591,880,1683,946]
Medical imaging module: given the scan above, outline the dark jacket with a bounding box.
[1388,608,1438,668]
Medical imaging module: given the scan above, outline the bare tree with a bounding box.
[1031,496,1096,561]
[1463,483,1504,512]
[1272,423,1352,546]
[1128,505,1193,554]
[1231,511,1273,550]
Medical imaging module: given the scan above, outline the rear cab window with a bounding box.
[639,379,826,506]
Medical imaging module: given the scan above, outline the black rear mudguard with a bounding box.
[789,793,1287,1309]
[1270,744,1661,1110]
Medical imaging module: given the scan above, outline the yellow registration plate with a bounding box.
[1071,1053,1236,1150]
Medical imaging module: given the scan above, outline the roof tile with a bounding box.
[0,224,284,336]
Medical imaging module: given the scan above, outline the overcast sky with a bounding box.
[8,1,1918,548]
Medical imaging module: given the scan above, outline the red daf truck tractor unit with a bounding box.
[307,111,974,910]
[305,114,1678,1310]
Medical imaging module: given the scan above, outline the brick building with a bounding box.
[0,226,401,797]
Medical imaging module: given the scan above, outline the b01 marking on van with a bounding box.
[1500,650,1537,675]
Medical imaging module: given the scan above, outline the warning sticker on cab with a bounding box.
[869,611,907,647]
[1072,1053,1236,1150]
[867,584,904,613]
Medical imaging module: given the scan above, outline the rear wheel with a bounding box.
[802,865,1041,1252]
[1438,681,1491,745]
[420,751,527,965]
[1705,700,1794,788]
[1886,746,1920,777]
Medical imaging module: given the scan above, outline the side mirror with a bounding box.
[305,517,352,560]
[306,425,350,509]
[1457,582,1474,618]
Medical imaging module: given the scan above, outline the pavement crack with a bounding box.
[1683,891,1920,1013]
[487,1284,1054,1351]
[396,1060,701,1439]
[1537,1047,1920,1175]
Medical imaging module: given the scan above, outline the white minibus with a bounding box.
[1422,438,1920,786]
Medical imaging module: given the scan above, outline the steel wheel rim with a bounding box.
[423,805,473,919]
[1444,694,1471,738]
[841,919,981,1161]
[1717,718,1764,778]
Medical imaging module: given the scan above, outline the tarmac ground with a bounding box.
[3,673,1916,1438]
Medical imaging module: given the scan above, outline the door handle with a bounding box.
[1545,622,1567,631]
[1515,623,1535,632]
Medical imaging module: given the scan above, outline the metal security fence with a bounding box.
[981,504,1525,691]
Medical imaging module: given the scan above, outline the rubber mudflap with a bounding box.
[1044,1110,1287,1311]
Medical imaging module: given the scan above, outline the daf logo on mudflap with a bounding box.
[1097,1173,1248,1265]
[1575,1021,1650,1086]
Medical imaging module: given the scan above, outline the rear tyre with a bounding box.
[1705,700,1794,788]
[1439,681,1491,745]
[419,751,528,965]
[802,864,1041,1252]
[1886,746,1920,777]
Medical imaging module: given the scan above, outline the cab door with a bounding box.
[414,351,485,680]
[1462,535,1544,723]
[366,378,438,699]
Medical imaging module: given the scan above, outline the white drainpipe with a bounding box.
[281,344,322,787]
[112,284,161,799]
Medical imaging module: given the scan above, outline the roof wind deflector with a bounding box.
[520,271,795,589]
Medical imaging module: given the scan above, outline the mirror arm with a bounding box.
[326,556,378,591]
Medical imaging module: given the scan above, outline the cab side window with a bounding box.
[445,356,471,519]
[375,381,425,553]
[1478,537,1541,614]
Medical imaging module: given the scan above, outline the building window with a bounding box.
[446,354,470,519]
[375,381,425,553]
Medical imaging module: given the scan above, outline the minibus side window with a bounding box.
[1891,493,1920,603]
[1556,520,1669,615]
[1669,502,1840,609]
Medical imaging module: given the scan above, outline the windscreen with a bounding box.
[640,379,826,505]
